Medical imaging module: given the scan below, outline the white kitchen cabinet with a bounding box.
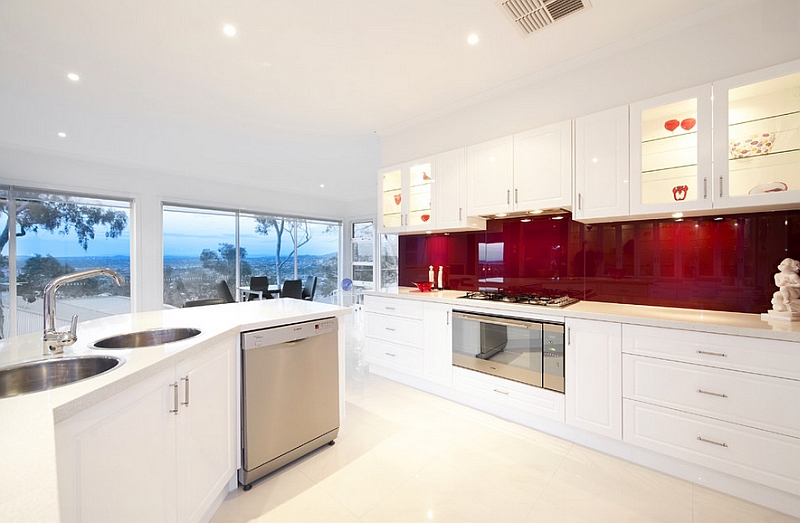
[629,84,713,217]
[713,59,800,211]
[574,105,630,222]
[434,148,486,232]
[622,323,800,496]
[364,295,424,377]
[513,120,573,211]
[56,339,236,523]
[422,303,452,386]
[466,136,514,216]
[379,158,434,234]
[565,318,622,440]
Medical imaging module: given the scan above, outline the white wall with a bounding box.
[0,143,374,312]
[380,0,800,166]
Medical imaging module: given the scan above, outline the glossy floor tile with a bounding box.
[210,311,800,523]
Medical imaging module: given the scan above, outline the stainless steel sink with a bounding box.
[91,327,201,349]
[0,355,123,398]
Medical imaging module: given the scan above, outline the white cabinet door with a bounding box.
[466,136,514,216]
[630,84,713,218]
[423,303,452,386]
[565,318,622,440]
[435,148,467,230]
[713,59,800,211]
[574,105,630,222]
[57,367,178,523]
[176,340,237,523]
[513,120,573,211]
[378,159,434,234]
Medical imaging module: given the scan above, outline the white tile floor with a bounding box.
[210,312,800,523]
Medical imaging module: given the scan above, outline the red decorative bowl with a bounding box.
[413,281,434,292]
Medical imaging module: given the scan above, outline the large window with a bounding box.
[1,188,131,338]
[380,233,398,290]
[163,205,341,307]
[351,221,374,290]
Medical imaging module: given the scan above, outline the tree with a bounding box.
[199,243,252,281]
[17,255,76,300]
[254,218,312,283]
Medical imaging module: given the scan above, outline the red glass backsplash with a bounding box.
[398,211,800,314]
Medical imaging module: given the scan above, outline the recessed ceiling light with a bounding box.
[57,132,66,138]
[467,34,479,45]
[319,183,325,188]
[223,24,236,37]
[66,73,80,81]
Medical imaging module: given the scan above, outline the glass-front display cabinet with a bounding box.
[713,60,800,210]
[629,84,713,216]
[378,158,434,234]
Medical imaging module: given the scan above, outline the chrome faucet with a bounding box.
[43,268,125,355]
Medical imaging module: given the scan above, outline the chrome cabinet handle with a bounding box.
[446,310,450,326]
[493,388,509,395]
[567,327,571,346]
[703,178,707,199]
[719,176,723,197]
[385,306,396,310]
[697,436,727,448]
[385,352,396,357]
[181,376,190,406]
[515,189,518,203]
[578,193,582,210]
[697,389,727,398]
[507,189,511,204]
[697,350,727,358]
[385,327,396,332]
[169,382,179,414]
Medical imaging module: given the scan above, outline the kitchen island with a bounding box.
[0,298,349,523]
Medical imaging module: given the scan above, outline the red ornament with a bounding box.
[664,119,680,132]
[680,118,696,131]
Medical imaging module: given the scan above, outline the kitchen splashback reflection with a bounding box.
[398,211,800,314]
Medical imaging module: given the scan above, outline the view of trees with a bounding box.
[1,196,129,337]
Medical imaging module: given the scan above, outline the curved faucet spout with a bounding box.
[43,268,125,355]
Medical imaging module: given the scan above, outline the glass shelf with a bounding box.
[730,110,799,128]
[642,163,698,175]
[641,129,697,145]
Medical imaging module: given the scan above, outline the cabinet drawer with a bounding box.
[622,325,800,380]
[364,296,424,320]
[623,355,800,438]
[366,339,423,377]
[623,399,800,496]
[452,367,564,422]
[366,312,422,347]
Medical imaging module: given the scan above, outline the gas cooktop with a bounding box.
[458,291,579,308]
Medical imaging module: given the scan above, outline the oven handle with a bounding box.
[452,311,539,329]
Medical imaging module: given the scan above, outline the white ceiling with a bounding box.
[0,0,749,202]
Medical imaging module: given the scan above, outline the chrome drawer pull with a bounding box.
[169,382,179,414]
[697,436,727,448]
[697,350,727,357]
[181,376,190,406]
[493,389,509,395]
[384,306,396,311]
[385,327,396,332]
[698,389,727,398]
[385,352,396,357]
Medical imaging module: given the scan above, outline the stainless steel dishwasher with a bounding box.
[239,317,339,490]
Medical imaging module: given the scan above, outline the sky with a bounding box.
[8,212,340,258]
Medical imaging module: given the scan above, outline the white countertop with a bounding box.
[364,288,800,343]
[0,299,349,523]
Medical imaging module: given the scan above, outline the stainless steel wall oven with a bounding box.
[452,311,565,393]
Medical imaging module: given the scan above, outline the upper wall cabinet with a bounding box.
[513,121,573,211]
[434,148,486,232]
[629,84,713,217]
[466,136,514,216]
[379,158,434,234]
[713,59,800,211]
[574,105,630,222]
[466,121,572,217]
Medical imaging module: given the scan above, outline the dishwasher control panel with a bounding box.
[242,317,338,350]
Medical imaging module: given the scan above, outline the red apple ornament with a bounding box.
[680,118,696,131]
[664,119,680,132]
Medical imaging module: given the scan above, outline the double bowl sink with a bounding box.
[0,327,201,399]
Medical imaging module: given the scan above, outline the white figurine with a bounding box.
[771,258,800,313]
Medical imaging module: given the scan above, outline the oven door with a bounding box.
[452,312,543,388]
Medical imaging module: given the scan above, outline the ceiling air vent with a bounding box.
[497,0,591,36]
